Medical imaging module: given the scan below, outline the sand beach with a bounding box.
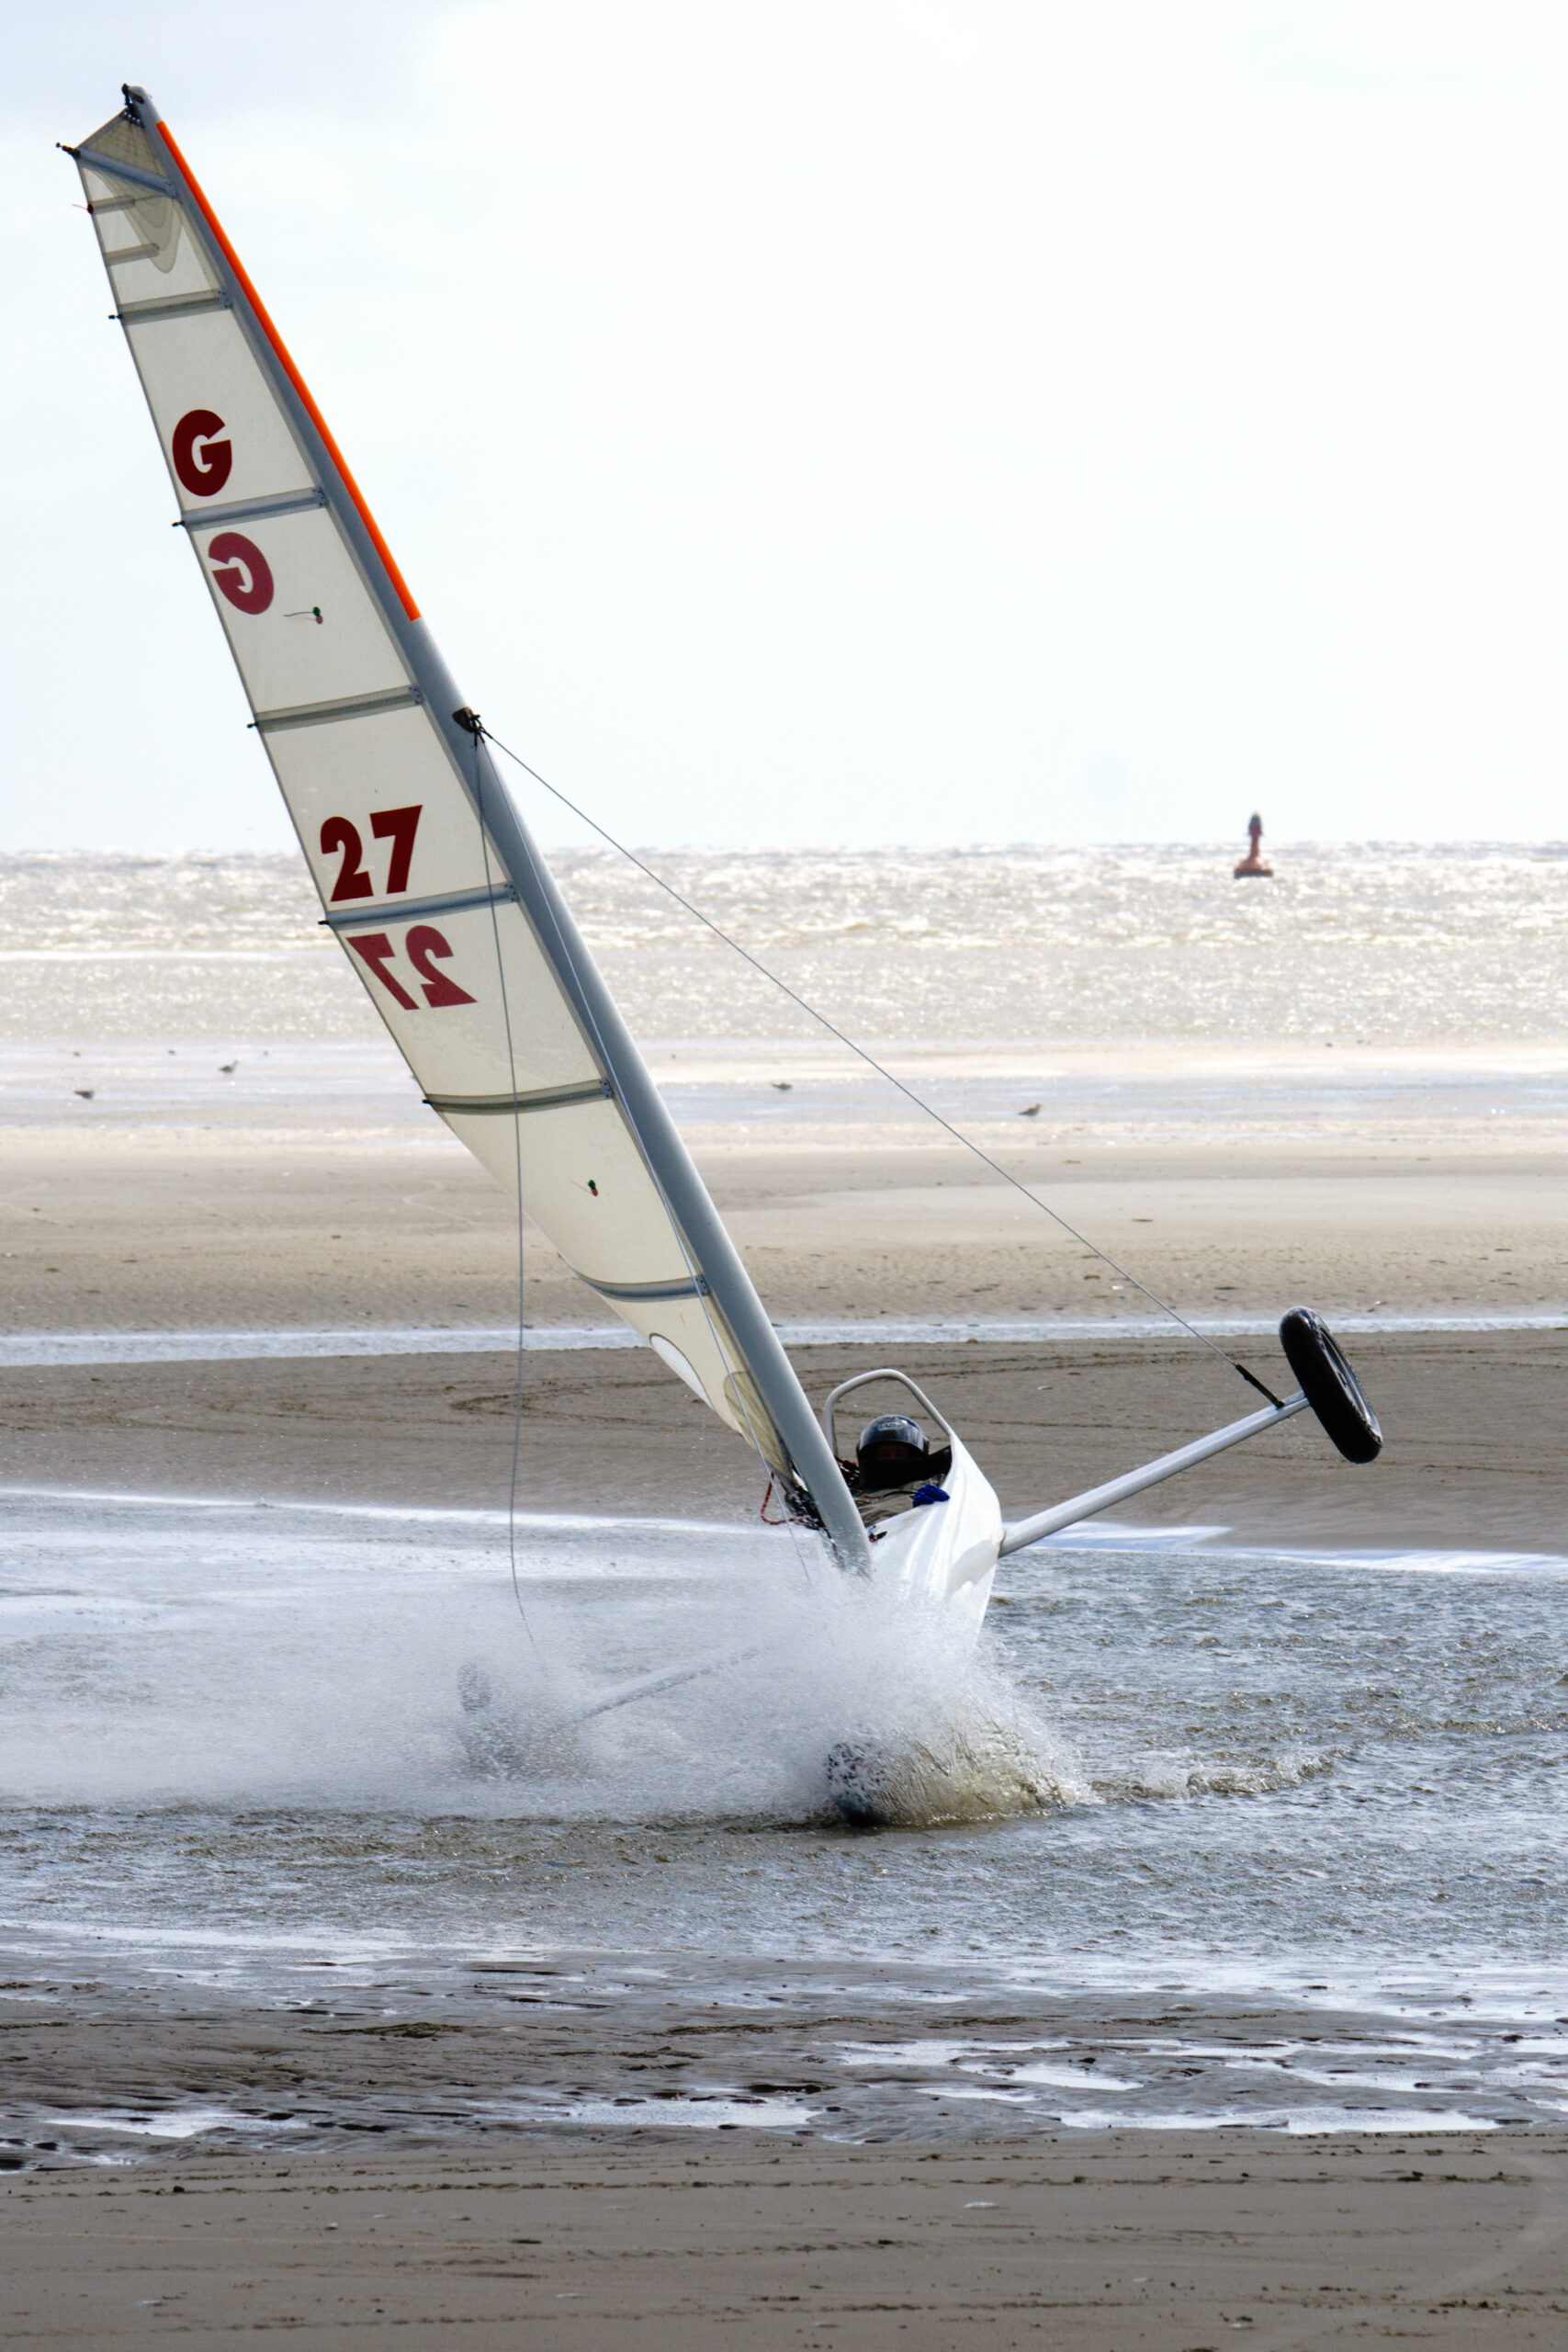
[8,2129,1568,2346]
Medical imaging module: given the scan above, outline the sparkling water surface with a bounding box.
[6,842,1568,1042]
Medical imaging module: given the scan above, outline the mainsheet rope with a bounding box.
[472,721,1283,1412]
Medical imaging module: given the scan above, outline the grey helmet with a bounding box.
[855,1412,930,1491]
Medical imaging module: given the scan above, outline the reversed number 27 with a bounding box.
[347,927,475,1010]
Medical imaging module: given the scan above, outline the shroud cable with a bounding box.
[475,725,1282,1410]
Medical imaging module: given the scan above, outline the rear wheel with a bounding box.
[1279,1307,1382,1464]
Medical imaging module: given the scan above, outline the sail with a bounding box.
[71,85,868,1573]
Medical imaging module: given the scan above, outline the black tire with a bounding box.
[1279,1306,1382,1464]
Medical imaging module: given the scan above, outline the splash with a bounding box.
[449,1547,1086,1826]
[0,1493,1076,1827]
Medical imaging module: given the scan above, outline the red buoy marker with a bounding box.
[1234,811,1273,878]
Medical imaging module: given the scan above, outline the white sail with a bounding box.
[72,85,869,1572]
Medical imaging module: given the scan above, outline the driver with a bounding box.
[852,1413,951,1519]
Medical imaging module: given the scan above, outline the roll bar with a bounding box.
[818,1367,956,1460]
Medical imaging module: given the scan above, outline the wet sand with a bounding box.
[5,1101,1568,1552]
[7,2131,1568,2346]
[4,1326,1566,1551]
[2,1947,1563,2143]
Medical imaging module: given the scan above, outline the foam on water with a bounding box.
[486,2095,818,2130]
[0,1492,1069,1826]
[48,2107,300,2143]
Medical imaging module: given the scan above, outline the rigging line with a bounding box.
[459,721,825,1577]
[478,725,1280,1408]
[469,729,537,1645]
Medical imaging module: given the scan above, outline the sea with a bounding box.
[4,843,1568,2162]
[6,839,1568,1045]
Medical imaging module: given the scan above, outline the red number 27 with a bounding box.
[321,806,423,902]
[347,926,475,1010]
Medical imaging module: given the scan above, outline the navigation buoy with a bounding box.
[1234,812,1273,878]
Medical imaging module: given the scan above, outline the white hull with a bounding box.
[856,1432,1002,1650]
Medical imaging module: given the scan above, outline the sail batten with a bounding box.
[73,82,870,1573]
[254,687,423,732]
[117,291,231,322]
[178,490,327,531]
[582,1276,709,1303]
[425,1080,613,1116]
[74,145,174,192]
[324,884,516,933]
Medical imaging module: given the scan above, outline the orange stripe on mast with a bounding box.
[155,120,422,623]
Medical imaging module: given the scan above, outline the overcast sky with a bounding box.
[7,1,1568,850]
